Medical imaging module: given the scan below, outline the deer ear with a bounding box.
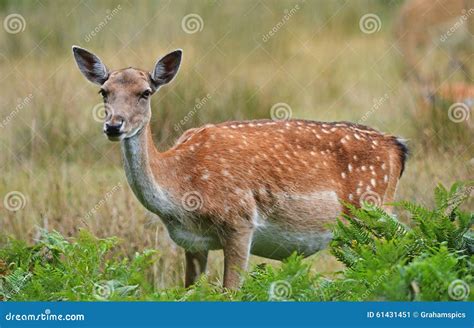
[150,49,182,89]
[72,46,108,85]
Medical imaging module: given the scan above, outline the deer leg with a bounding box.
[184,250,208,288]
[222,227,253,289]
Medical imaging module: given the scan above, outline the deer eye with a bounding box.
[98,89,108,99]
[140,89,151,100]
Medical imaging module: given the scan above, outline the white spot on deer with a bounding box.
[384,175,388,183]
[201,172,210,180]
[315,134,322,139]
[348,164,353,172]
[341,172,347,179]
[353,155,358,160]
[356,188,362,195]
[358,181,363,187]
[381,163,386,170]
[370,178,376,187]
[354,133,362,140]
[372,140,379,146]
[321,129,330,134]
[310,151,316,156]
[348,194,354,201]
[222,170,230,177]
[361,166,367,171]
[230,125,237,129]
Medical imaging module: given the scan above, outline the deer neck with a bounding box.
[120,124,174,217]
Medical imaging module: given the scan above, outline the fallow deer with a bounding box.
[72,46,408,289]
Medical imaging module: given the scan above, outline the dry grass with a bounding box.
[0,0,472,288]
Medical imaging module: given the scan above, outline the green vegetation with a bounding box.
[1,183,471,301]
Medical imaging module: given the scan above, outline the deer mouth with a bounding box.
[104,131,124,141]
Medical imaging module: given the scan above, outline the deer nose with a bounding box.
[104,119,124,135]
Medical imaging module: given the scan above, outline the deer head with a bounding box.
[72,46,182,141]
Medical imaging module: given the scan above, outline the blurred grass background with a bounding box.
[0,0,472,288]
